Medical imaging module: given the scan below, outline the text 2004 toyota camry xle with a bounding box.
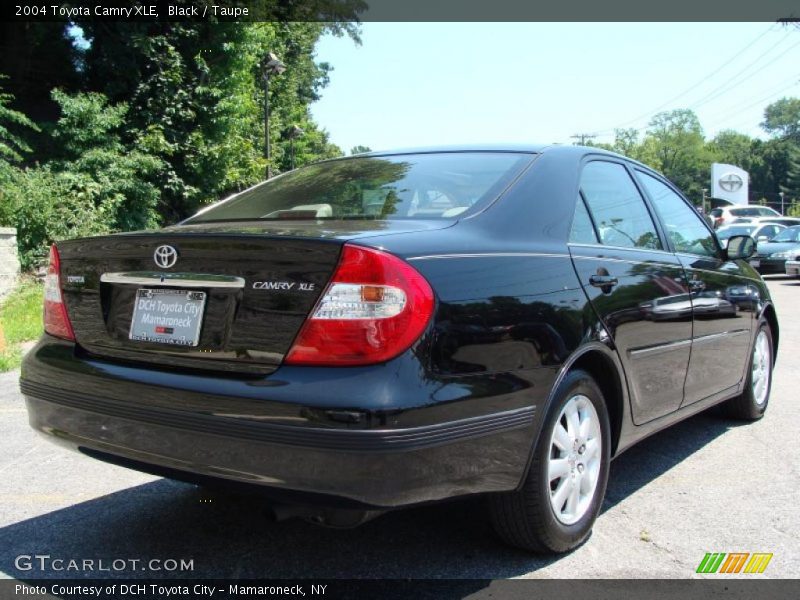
[21,145,777,553]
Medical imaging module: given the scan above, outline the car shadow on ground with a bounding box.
[0,410,741,585]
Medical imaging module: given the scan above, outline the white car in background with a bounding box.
[710,205,780,229]
[729,216,800,228]
[715,222,786,249]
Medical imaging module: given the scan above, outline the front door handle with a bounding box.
[589,274,618,288]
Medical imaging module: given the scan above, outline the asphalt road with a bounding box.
[1,277,798,580]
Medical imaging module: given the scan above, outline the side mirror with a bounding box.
[726,235,756,260]
[757,235,769,242]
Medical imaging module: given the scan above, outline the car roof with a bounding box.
[350,144,659,171]
[355,143,630,160]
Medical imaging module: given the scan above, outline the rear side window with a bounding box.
[636,171,718,257]
[580,161,661,250]
[569,195,599,244]
[186,152,532,223]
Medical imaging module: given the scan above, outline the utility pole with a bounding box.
[779,191,785,215]
[571,133,597,146]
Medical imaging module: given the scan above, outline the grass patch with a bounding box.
[0,278,43,371]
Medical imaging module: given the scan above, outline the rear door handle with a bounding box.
[589,274,618,288]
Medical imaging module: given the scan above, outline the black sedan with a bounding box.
[750,225,800,274]
[21,145,778,554]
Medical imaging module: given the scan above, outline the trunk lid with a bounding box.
[58,220,450,373]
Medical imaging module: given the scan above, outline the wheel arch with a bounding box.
[760,302,779,361]
[517,342,629,491]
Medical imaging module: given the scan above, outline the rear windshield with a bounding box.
[186,152,533,223]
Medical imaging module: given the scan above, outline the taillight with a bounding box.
[285,244,435,366]
[44,244,75,341]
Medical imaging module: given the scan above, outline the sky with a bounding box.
[309,23,800,153]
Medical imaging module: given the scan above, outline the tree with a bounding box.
[0,75,39,166]
[761,97,800,141]
[350,145,372,155]
[645,109,709,201]
[708,130,757,171]
[781,146,800,204]
[78,21,359,222]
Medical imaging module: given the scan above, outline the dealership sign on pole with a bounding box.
[711,163,749,205]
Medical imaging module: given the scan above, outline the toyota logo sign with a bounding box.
[718,173,744,193]
[153,245,178,269]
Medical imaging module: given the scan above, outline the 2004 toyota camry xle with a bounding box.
[20,145,777,553]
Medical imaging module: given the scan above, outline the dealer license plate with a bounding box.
[129,289,206,346]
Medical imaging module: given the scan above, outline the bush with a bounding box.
[0,90,165,269]
[0,166,118,269]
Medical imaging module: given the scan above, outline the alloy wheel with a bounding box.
[751,329,771,406]
[547,394,602,525]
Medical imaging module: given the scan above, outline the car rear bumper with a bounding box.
[755,258,786,274]
[785,260,800,277]
[20,336,543,508]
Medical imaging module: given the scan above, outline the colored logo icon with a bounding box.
[696,552,772,574]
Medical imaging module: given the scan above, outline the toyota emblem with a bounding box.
[153,245,178,269]
[718,173,744,193]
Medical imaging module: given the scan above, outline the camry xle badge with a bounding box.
[154,245,178,268]
[253,281,316,291]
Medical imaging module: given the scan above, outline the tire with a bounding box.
[489,369,611,553]
[723,321,773,420]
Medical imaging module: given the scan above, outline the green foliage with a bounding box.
[0,75,39,164]
[0,89,165,268]
[0,278,43,371]
[782,147,800,204]
[761,97,800,141]
[350,145,372,155]
[0,165,117,269]
[79,21,358,221]
[643,109,710,201]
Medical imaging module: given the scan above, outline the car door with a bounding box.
[569,160,692,424]
[635,170,755,406]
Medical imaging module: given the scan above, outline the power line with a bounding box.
[571,133,597,145]
[595,24,776,134]
[703,76,800,130]
[687,35,800,111]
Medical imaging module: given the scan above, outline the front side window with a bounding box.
[580,161,661,250]
[637,171,718,257]
[756,225,782,239]
[185,152,533,223]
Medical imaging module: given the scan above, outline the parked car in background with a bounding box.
[715,223,786,249]
[710,205,780,229]
[786,258,800,278]
[730,217,800,228]
[20,145,779,555]
[750,225,800,274]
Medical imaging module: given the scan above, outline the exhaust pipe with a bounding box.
[265,503,384,528]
